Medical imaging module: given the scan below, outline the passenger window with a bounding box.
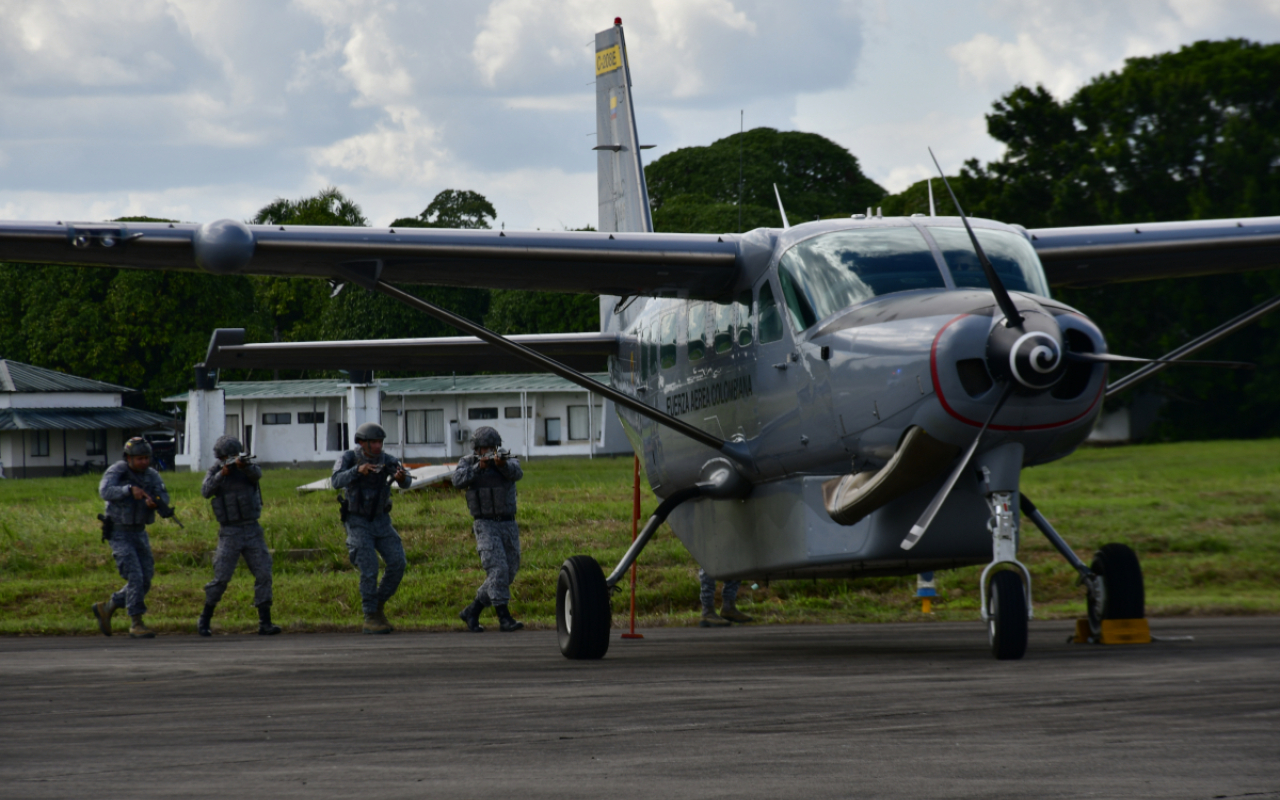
[713,302,734,354]
[735,290,753,347]
[687,302,706,361]
[758,281,783,344]
[660,311,677,369]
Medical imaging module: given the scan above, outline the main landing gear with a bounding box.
[556,555,611,660]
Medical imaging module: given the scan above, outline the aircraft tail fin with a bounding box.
[595,20,653,332]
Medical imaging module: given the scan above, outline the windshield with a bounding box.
[776,227,946,331]
[928,227,1050,297]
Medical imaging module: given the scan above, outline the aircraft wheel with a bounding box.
[987,570,1028,661]
[1087,543,1145,635]
[557,555,611,660]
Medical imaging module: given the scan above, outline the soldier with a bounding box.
[197,435,281,637]
[698,567,753,627]
[332,422,412,634]
[91,437,170,638]
[453,427,525,633]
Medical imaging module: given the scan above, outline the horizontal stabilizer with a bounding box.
[204,330,618,373]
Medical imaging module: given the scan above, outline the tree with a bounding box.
[645,128,885,232]
[391,189,497,229]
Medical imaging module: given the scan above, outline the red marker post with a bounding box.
[621,454,644,640]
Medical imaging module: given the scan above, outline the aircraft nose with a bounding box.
[984,306,1066,394]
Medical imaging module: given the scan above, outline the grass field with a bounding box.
[1,440,1278,635]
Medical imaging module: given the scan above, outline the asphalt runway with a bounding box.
[2,617,1278,799]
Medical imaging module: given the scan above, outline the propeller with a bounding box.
[1065,351,1253,369]
[901,382,1015,550]
[928,147,1023,328]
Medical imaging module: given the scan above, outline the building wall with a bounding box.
[1,392,122,409]
[0,427,125,479]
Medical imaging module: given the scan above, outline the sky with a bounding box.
[1,0,1278,231]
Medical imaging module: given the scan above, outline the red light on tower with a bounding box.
[615,17,622,25]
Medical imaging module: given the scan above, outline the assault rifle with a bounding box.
[218,453,257,470]
[126,478,185,529]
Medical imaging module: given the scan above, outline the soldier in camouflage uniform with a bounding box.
[332,422,412,634]
[197,435,281,637]
[453,427,525,633]
[698,567,753,627]
[92,437,170,638]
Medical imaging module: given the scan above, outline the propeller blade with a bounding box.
[928,148,1024,328]
[1066,351,1253,369]
[901,382,1016,551]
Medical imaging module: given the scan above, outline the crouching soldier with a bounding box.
[92,437,169,638]
[454,427,524,633]
[332,422,411,634]
[197,435,281,637]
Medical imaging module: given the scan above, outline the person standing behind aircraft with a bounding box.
[197,435,281,637]
[92,437,170,638]
[453,427,525,633]
[698,567,753,627]
[332,422,412,634]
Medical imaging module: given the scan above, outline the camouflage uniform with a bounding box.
[699,568,741,611]
[98,460,169,616]
[452,454,524,607]
[201,460,272,607]
[331,448,412,615]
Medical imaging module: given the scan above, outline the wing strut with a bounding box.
[369,280,750,464]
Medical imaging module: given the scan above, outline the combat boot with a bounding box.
[699,608,731,628]
[458,600,485,633]
[129,615,156,639]
[92,598,117,637]
[257,603,282,636]
[719,598,754,624]
[376,600,394,633]
[495,604,524,632]
[362,611,392,635]
[197,604,215,637]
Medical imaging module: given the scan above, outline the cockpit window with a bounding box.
[776,227,946,331]
[928,227,1050,297]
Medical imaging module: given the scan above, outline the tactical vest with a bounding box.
[101,462,159,526]
[210,469,262,525]
[343,453,395,520]
[465,465,517,520]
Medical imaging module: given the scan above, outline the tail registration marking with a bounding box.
[596,45,622,75]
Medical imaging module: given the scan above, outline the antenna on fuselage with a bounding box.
[773,183,790,229]
[928,179,936,217]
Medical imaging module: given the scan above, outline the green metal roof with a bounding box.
[165,373,612,403]
[0,407,172,431]
[0,360,134,394]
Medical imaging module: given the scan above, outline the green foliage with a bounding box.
[879,39,1280,440]
[645,127,885,232]
[651,192,780,234]
[484,290,598,334]
[391,189,497,229]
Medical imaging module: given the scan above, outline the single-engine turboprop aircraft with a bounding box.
[2,20,1279,660]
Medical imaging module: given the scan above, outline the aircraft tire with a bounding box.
[556,555,611,660]
[1087,543,1145,634]
[987,570,1028,660]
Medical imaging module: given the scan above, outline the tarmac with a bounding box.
[2,616,1278,799]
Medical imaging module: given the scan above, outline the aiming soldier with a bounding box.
[91,436,172,638]
[332,422,412,634]
[453,427,525,633]
[197,435,281,637]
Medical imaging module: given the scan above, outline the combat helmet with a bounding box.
[123,436,153,458]
[471,426,502,450]
[354,422,387,443]
[214,435,243,459]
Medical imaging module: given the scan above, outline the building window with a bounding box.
[86,429,107,456]
[407,409,445,444]
[262,413,291,425]
[299,412,325,424]
[468,407,498,420]
[381,411,400,445]
[568,405,590,441]
[594,405,604,441]
[545,417,561,445]
[225,414,240,436]
[31,430,50,457]
[504,406,532,419]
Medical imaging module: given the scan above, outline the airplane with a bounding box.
[2,19,1279,660]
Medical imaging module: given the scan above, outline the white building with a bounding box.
[170,372,631,471]
[0,359,174,478]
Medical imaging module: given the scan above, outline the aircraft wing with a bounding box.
[0,220,741,298]
[202,329,620,373]
[1031,215,1280,287]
